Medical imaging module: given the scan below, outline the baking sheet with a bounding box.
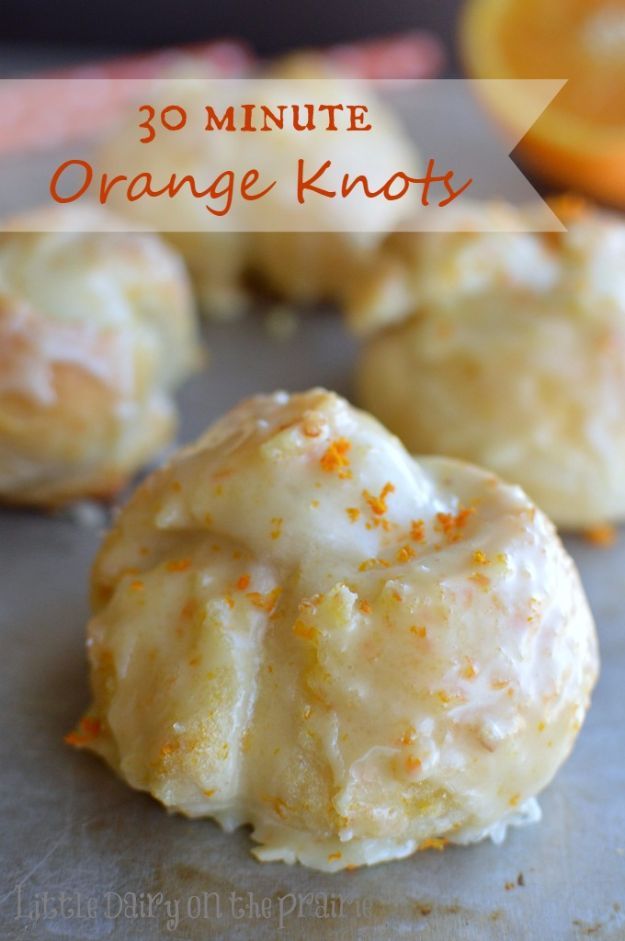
[1,311,624,941]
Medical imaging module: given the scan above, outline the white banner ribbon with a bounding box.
[0,78,566,232]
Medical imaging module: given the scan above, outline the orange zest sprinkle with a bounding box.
[396,544,416,564]
[237,574,251,591]
[398,727,416,746]
[462,658,478,680]
[160,741,179,758]
[509,793,521,807]
[320,437,352,478]
[64,716,101,748]
[359,599,372,614]
[435,506,475,542]
[366,518,392,532]
[270,517,283,540]
[472,550,489,565]
[410,519,425,542]
[358,557,390,572]
[247,587,282,613]
[469,572,491,590]
[584,523,617,548]
[130,579,144,591]
[346,507,360,523]
[363,482,395,516]
[292,620,317,641]
[166,558,192,573]
[418,837,448,852]
[405,755,422,773]
[328,852,342,862]
[410,625,427,639]
[491,678,509,690]
[202,788,216,797]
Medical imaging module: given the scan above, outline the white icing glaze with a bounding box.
[355,203,625,527]
[76,390,598,870]
[0,301,133,405]
[347,201,625,335]
[0,206,199,504]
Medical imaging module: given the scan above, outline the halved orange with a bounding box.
[459,0,625,206]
